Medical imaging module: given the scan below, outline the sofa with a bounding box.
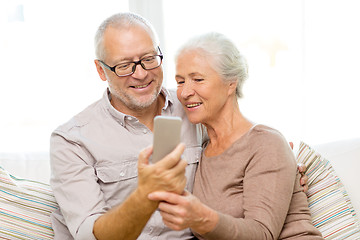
[297,139,360,239]
[1,138,360,239]
[311,138,360,216]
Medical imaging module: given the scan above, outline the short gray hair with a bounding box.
[175,32,248,98]
[94,12,159,60]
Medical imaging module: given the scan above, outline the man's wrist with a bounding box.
[133,187,159,211]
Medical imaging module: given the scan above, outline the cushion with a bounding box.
[0,166,58,239]
[314,138,360,214]
[296,141,360,239]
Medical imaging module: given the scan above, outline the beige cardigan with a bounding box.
[193,125,323,240]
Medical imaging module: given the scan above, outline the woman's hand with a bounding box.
[148,190,219,235]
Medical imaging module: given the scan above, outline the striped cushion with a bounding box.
[0,166,58,239]
[297,142,360,239]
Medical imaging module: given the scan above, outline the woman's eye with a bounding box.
[194,78,204,82]
[176,81,185,85]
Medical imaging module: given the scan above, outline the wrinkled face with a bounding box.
[175,50,233,125]
[95,25,163,112]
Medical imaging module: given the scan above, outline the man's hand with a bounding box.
[297,163,309,193]
[137,143,188,198]
[289,142,309,193]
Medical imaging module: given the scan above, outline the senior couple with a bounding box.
[50,12,323,239]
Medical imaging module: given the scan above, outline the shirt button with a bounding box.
[119,172,125,177]
[143,129,147,134]
[127,116,132,121]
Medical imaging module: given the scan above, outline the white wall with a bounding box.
[0,0,359,154]
[0,0,129,152]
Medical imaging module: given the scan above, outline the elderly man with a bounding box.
[50,12,201,240]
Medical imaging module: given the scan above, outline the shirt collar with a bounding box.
[161,87,175,110]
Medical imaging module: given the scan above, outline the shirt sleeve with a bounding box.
[50,131,108,240]
[202,130,297,240]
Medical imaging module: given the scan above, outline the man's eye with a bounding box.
[142,56,156,63]
[194,78,204,82]
[117,63,131,70]
[177,81,185,85]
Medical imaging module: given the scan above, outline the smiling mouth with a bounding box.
[186,103,202,108]
[131,82,151,89]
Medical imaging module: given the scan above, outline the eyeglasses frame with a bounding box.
[98,46,163,77]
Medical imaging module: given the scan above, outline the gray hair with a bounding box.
[175,32,248,98]
[94,12,159,60]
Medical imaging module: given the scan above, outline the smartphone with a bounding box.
[152,116,182,163]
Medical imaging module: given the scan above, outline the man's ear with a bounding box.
[94,60,107,82]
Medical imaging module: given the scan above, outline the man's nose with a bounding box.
[131,63,148,79]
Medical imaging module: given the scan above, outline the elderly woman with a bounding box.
[148,32,323,239]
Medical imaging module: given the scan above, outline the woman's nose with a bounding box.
[181,81,195,99]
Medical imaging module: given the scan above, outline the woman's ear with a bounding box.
[95,60,107,82]
[228,80,238,96]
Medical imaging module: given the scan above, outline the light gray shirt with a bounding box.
[50,88,202,240]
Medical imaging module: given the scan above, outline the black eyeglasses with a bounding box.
[99,46,163,77]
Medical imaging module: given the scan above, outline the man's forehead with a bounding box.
[114,48,157,62]
[103,26,156,62]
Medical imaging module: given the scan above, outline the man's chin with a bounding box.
[128,93,159,110]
